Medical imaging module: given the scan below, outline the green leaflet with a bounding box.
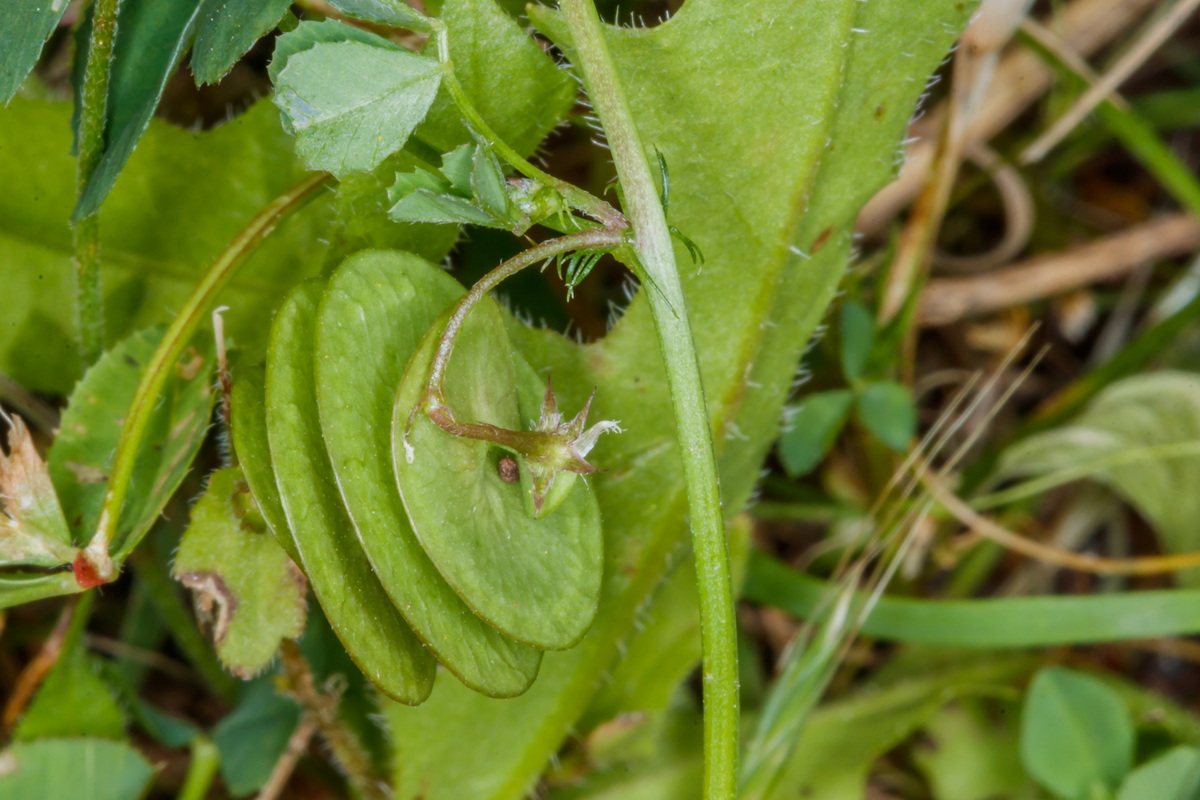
[212,677,302,797]
[48,327,214,548]
[0,739,156,800]
[0,0,72,103]
[325,0,433,32]
[272,36,442,176]
[394,301,603,651]
[314,250,541,696]
[380,0,971,794]
[191,0,292,85]
[265,281,434,704]
[1020,667,1134,800]
[0,98,330,395]
[416,0,576,155]
[74,0,205,219]
[173,468,307,679]
[14,614,126,742]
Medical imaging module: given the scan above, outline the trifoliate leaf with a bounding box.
[272,39,442,176]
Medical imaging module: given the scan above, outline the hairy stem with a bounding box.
[72,0,121,365]
[430,24,626,228]
[557,2,739,797]
[85,172,331,575]
[279,640,387,800]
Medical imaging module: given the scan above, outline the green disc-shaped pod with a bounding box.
[266,281,435,704]
[229,366,300,565]
[393,298,604,650]
[314,250,541,697]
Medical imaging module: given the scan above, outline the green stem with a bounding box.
[430,24,626,228]
[420,227,624,435]
[73,0,121,365]
[557,3,739,797]
[176,737,220,800]
[84,172,331,576]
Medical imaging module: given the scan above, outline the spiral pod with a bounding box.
[230,250,603,703]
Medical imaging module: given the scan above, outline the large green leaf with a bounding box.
[0,739,156,800]
[265,281,434,704]
[47,327,214,548]
[271,37,442,176]
[1020,667,1134,799]
[997,371,1200,585]
[0,0,71,104]
[1116,747,1200,800]
[191,0,292,85]
[173,467,307,678]
[416,0,576,155]
[393,301,603,650]
[0,98,331,395]
[383,0,971,794]
[74,0,205,219]
[314,250,541,696]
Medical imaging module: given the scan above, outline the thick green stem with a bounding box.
[84,172,331,576]
[430,25,626,228]
[72,0,121,365]
[557,2,739,797]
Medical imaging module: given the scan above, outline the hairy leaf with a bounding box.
[14,636,126,741]
[272,38,442,176]
[265,281,434,704]
[0,739,155,800]
[394,301,603,650]
[315,251,541,696]
[416,0,576,154]
[48,327,214,549]
[325,0,433,32]
[0,98,331,395]
[173,468,307,678]
[0,0,71,104]
[191,0,292,85]
[384,0,973,793]
[74,0,205,219]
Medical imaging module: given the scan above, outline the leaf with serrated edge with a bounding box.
[266,281,434,703]
[0,739,155,800]
[385,0,973,794]
[230,366,300,565]
[316,250,540,696]
[192,0,292,85]
[273,41,442,176]
[393,300,602,650]
[74,0,205,219]
[173,468,307,679]
[48,327,214,548]
[0,98,331,396]
[0,0,72,104]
